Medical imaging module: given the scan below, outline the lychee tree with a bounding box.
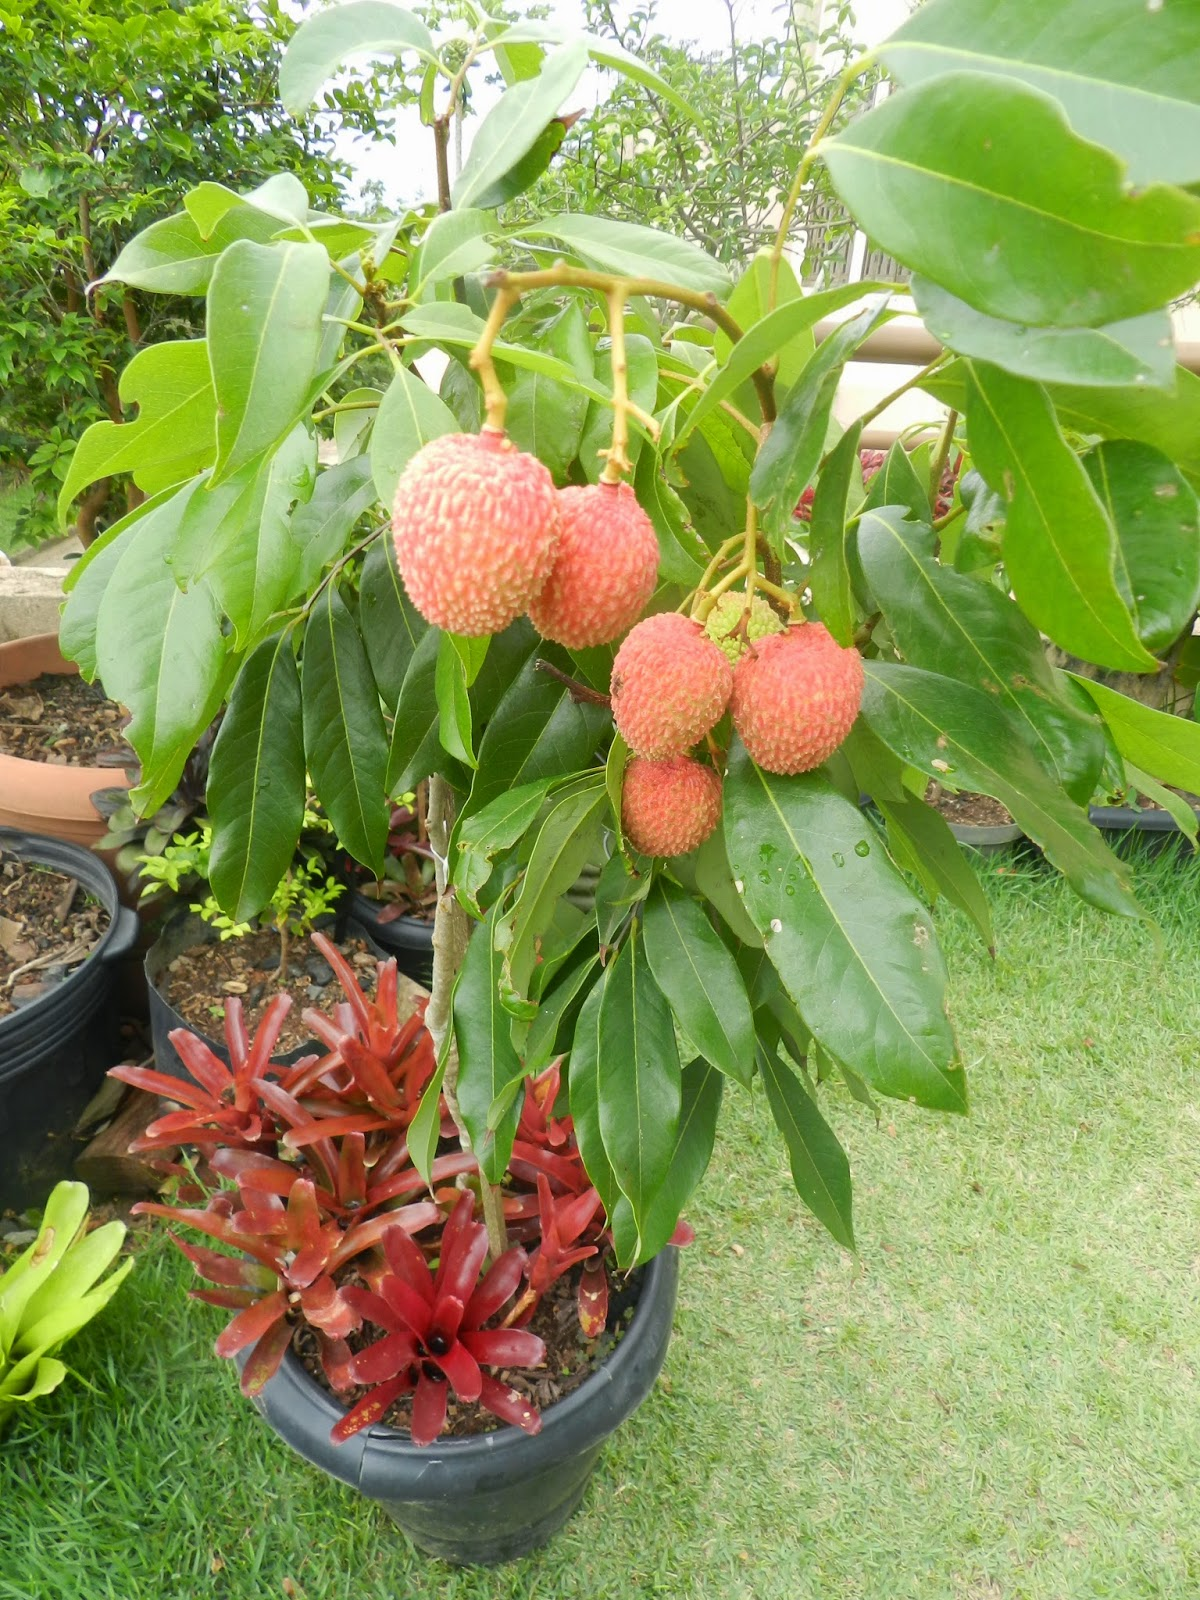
[60,0,1200,1264]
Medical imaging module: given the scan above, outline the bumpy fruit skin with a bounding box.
[528,480,660,648]
[610,612,733,758]
[702,592,786,664]
[622,755,722,858]
[731,622,864,775]
[391,431,560,636]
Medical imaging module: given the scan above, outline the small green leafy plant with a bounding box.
[0,1182,132,1437]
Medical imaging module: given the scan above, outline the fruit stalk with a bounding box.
[469,285,519,432]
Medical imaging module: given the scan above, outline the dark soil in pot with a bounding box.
[0,672,130,766]
[349,888,434,988]
[926,783,1015,829]
[0,851,109,1015]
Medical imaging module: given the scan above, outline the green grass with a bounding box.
[3,849,1200,1599]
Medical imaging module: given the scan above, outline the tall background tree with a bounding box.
[0,0,396,548]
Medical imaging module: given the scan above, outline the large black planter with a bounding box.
[243,1246,680,1565]
[1089,804,1199,857]
[0,828,138,1210]
[348,891,434,989]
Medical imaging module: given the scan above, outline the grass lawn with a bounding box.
[2,849,1198,1599]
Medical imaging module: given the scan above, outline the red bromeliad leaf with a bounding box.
[215,1289,289,1358]
[108,1061,219,1111]
[173,1235,275,1290]
[191,1286,261,1311]
[243,991,293,1080]
[410,1371,449,1447]
[434,1192,488,1304]
[578,1256,608,1338]
[430,1334,482,1402]
[478,1375,541,1437]
[382,1219,437,1298]
[337,1134,367,1206]
[239,1316,297,1399]
[326,1203,441,1271]
[335,1036,404,1113]
[166,1029,234,1101]
[378,1272,435,1338]
[668,1219,696,1248]
[310,930,373,1037]
[223,994,250,1074]
[318,1333,357,1393]
[351,1331,419,1385]
[299,1274,359,1338]
[461,1328,546,1367]
[331,1374,413,1443]
[132,1202,284,1273]
[341,1285,398,1331]
[463,1246,526,1326]
[281,1112,396,1145]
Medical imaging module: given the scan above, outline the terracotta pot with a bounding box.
[0,633,130,846]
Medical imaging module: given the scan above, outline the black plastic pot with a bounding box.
[243,1246,680,1565]
[348,891,434,989]
[1088,804,1199,857]
[0,828,138,1210]
[145,912,380,1084]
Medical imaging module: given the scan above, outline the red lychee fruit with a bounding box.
[621,755,722,858]
[610,612,733,759]
[528,480,660,648]
[731,622,864,775]
[391,430,560,636]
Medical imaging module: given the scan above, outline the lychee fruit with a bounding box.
[391,430,560,636]
[702,592,786,664]
[528,480,659,648]
[610,612,733,758]
[621,755,722,858]
[731,622,864,775]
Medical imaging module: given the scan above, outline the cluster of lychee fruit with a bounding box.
[390,429,659,647]
[613,606,864,857]
[390,430,865,862]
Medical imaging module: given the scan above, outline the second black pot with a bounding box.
[348,891,434,989]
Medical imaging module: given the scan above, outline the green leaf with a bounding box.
[415,209,494,293]
[278,0,436,113]
[525,948,602,1075]
[168,459,268,586]
[481,23,697,119]
[808,423,863,646]
[94,483,232,815]
[965,361,1156,671]
[1081,441,1200,655]
[642,881,754,1087]
[386,627,446,796]
[208,241,330,487]
[750,298,892,544]
[400,302,603,392]
[290,456,379,598]
[724,749,967,1113]
[758,1046,854,1249]
[526,213,731,299]
[58,341,215,520]
[719,249,812,390]
[881,0,1200,188]
[452,43,589,210]
[862,439,929,523]
[59,490,178,679]
[301,588,388,870]
[912,279,1175,390]
[871,791,994,951]
[596,931,682,1260]
[676,280,892,452]
[633,449,708,584]
[407,1054,447,1192]
[579,335,659,484]
[460,649,610,825]
[636,1059,722,1265]
[566,981,621,1218]
[435,632,478,769]
[453,778,560,915]
[495,781,607,1012]
[185,175,310,235]
[207,633,306,921]
[370,364,463,506]
[1069,675,1200,799]
[856,506,1105,802]
[688,827,762,947]
[822,72,1200,327]
[862,661,1139,919]
[454,904,526,1184]
[101,205,281,294]
[506,302,592,482]
[358,534,427,706]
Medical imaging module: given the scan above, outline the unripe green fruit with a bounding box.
[702,592,785,663]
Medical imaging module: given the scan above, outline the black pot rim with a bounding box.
[244,1245,680,1492]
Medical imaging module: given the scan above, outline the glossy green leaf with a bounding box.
[385,627,445,796]
[526,212,731,299]
[636,1059,722,1265]
[208,241,330,486]
[101,205,280,295]
[1070,675,1200,798]
[566,982,622,1217]
[724,749,967,1112]
[407,1054,446,1192]
[822,73,1200,328]
[506,301,592,482]
[750,298,892,543]
[94,482,232,815]
[454,904,526,1184]
[370,363,458,506]
[856,506,1105,802]
[301,588,388,870]
[633,450,707,584]
[435,632,477,769]
[718,249,811,391]
[290,456,379,598]
[168,459,267,586]
[913,279,1175,390]
[596,931,682,1259]
[862,661,1138,919]
[872,792,994,951]
[965,361,1156,671]
[359,534,427,707]
[400,302,604,393]
[525,949,602,1076]
[59,490,178,679]
[279,0,436,113]
[452,43,589,210]
[1124,764,1198,842]
[642,881,754,1087]
[808,423,863,645]
[207,633,306,921]
[58,341,215,520]
[1081,441,1200,655]
[185,175,310,234]
[453,778,560,916]
[758,1046,854,1250]
[862,439,929,523]
[688,827,762,948]
[881,0,1200,188]
[414,208,493,292]
[482,23,697,118]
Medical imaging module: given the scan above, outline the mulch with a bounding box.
[0,852,109,1016]
[0,672,130,765]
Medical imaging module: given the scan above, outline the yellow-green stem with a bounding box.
[600,288,632,481]
[469,286,518,432]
